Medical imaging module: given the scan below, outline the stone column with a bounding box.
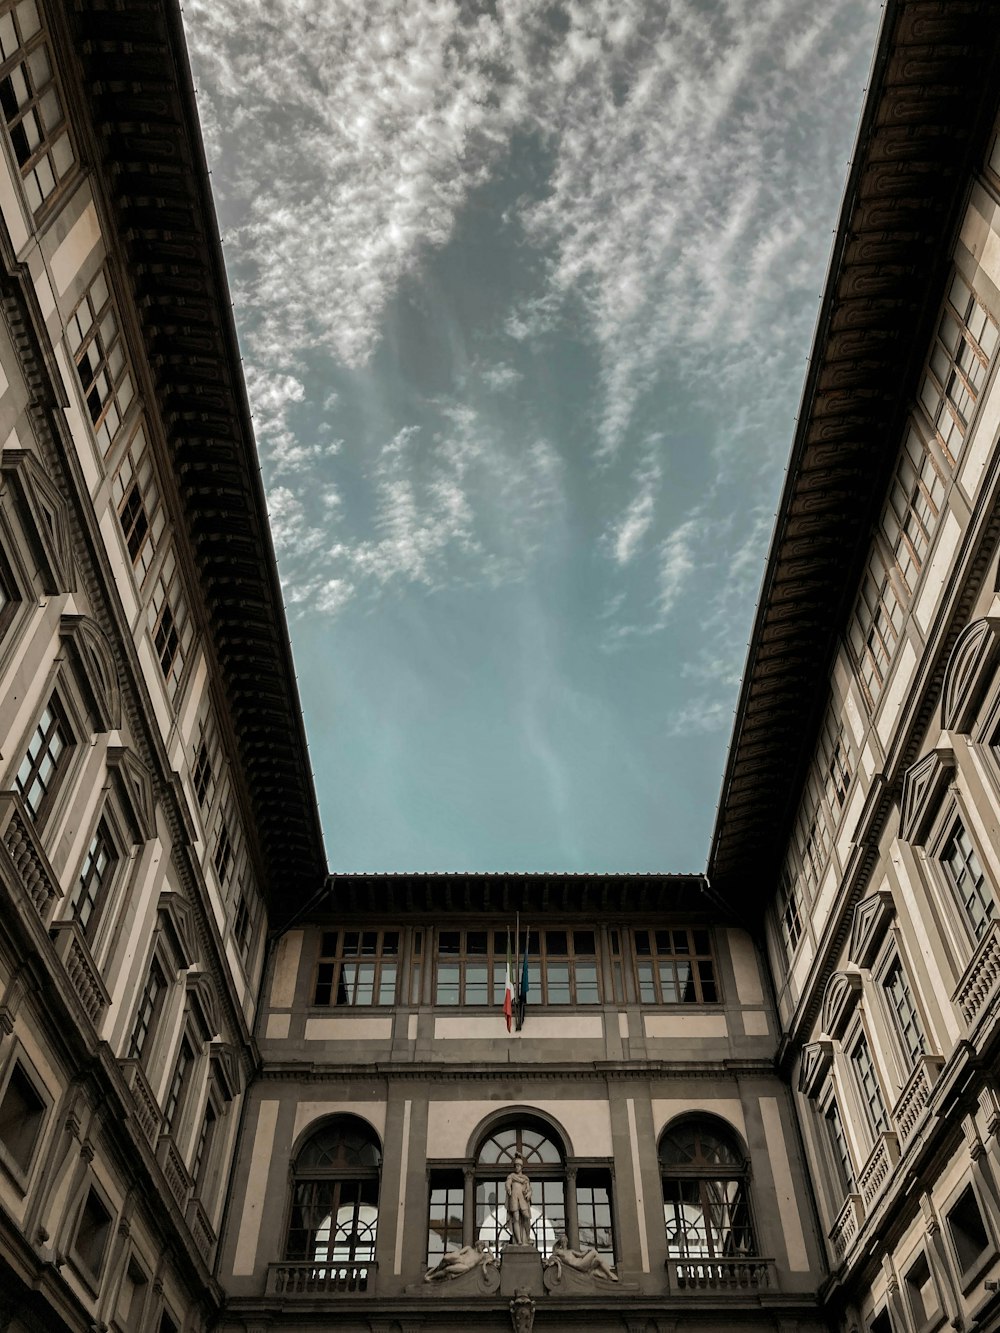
[463,1167,476,1247]
[564,1166,579,1248]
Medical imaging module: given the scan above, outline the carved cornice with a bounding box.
[255,1058,781,1084]
[68,0,327,913]
[709,0,1000,908]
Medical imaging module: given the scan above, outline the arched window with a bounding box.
[285,1116,381,1286]
[427,1115,617,1268]
[660,1118,755,1269]
[475,1120,565,1258]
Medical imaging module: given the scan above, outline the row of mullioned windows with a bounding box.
[312,926,719,1008]
[283,1113,756,1283]
[0,0,74,215]
[851,273,999,706]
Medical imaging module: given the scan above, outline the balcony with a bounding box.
[119,1058,162,1147]
[49,919,110,1027]
[954,920,1000,1027]
[156,1133,193,1211]
[858,1131,899,1210]
[829,1192,864,1262]
[0,792,61,922]
[665,1256,775,1292]
[265,1262,375,1295]
[892,1055,944,1148]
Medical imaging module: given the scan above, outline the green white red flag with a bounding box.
[504,930,514,1032]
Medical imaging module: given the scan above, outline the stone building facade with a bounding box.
[1,2,1000,1333]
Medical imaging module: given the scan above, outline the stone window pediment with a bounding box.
[59,615,121,732]
[821,970,863,1040]
[849,890,896,969]
[1,450,74,594]
[900,748,956,846]
[798,1039,834,1099]
[941,616,1000,733]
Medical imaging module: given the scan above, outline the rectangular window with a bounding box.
[523,929,601,1005]
[148,549,193,696]
[851,1034,888,1136]
[128,961,165,1064]
[920,274,999,463]
[111,424,164,584]
[72,1187,112,1280]
[904,1251,939,1330]
[577,1168,615,1264]
[162,1037,193,1134]
[67,268,135,456]
[819,712,853,814]
[0,0,73,213]
[946,1185,991,1278]
[427,1169,464,1264]
[883,956,925,1066]
[633,928,716,1004]
[777,867,804,956]
[192,1100,217,1192]
[213,815,232,885]
[434,928,505,1006]
[234,890,252,959]
[850,551,905,703]
[409,928,424,1004]
[883,427,947,595]
[116,1259,148,1333]
[68,820,117,935]
[15,696,67,820]
[942,823,997,941]
[432,928,602,1006]
[192,711,220,812]
[824,1097,855,1194]
[0,1059,46,1178]
[314,930,400,1006]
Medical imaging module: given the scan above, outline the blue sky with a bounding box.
[183,0,882,873]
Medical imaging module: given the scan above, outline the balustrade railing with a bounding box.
[49,919,109,1026]
[892,1055,944,1148]
[829,1192,864,1261]
[665,1256,774,1291]
[266,1262,375,1295]
[858,1131,899,1209]
[0,792,61,921]
[955,920,1000,1026]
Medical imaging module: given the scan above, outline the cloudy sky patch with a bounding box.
[185,0,881,872]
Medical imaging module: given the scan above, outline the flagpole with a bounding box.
[517,911,525,1002]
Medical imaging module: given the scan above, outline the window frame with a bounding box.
[0,0,75,218]
[313,928,401,1008]
[629,927,718,1006]
[847,1020,890,1145]
[944,1178,998,1291]
[659,1115,758,1269]
[66,810,123,942]
[68,1178,116,1293]
[0,1044,50,1191]
[12,688,73,825]
[284,1115,382,1276]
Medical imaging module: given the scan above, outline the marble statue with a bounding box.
[545,1232,619,1282]
[504,1155,533,1246]
[424,1240,498,1282]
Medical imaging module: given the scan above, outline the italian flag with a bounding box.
[504,931,514,1032]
